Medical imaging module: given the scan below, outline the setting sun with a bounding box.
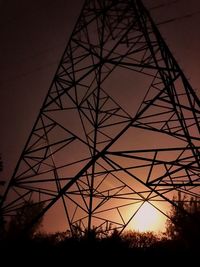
[131,202,167,233]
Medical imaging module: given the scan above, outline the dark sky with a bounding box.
[1,0,200,185]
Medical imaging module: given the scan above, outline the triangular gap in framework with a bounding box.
[106,128,200,187]
[133,75,200,141]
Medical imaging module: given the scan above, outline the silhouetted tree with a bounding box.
[7,200,44,240]
[0,159,2,173]
[0,156,6,240]
[166,192,200,247]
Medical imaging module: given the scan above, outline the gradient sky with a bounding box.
[1,0,200,204]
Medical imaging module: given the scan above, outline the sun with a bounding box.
[130,201,166,232]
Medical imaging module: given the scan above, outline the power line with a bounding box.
[157,10,200,26]
[149,0,180,11]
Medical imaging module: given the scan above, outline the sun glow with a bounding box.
[131,202,166,233]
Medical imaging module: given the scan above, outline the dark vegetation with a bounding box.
[0,160,199,265]
[0,198,199,265]
[0,156,5,239]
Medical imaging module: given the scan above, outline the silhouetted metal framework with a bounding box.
[1,0,200,235]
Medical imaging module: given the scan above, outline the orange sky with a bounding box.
[1,0,200,234]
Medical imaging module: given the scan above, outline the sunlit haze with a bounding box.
[130,202,167,233]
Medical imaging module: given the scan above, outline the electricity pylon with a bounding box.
[1,0,200,235]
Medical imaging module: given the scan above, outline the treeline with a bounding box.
[1,193,200,265]
[0,226,198,265]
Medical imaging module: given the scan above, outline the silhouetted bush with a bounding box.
[0,156,6,241]
[165,192,200,248]
[122,230,159,248]
[7,200,44,240]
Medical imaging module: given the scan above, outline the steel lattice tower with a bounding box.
[1,0,200,235]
